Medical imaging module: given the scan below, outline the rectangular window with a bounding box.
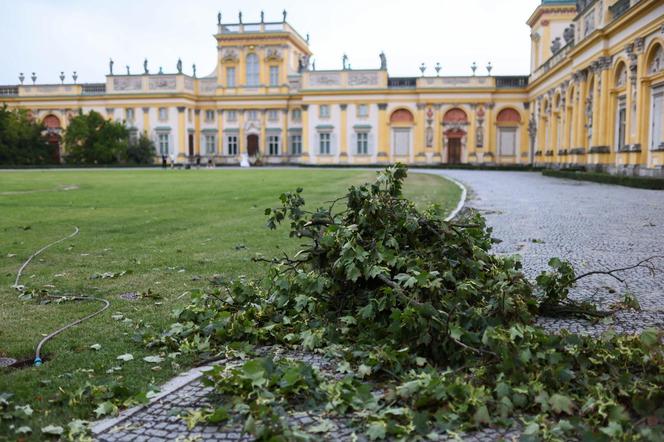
[158,133,169,155]
[319,132,331,155]
[205,110,215,122]
[158,107,168,121]
[498,127,517,156]
[205,134,216,154]
[227,135,238,155]
[269,66,279,86]
[292,109,302,122]
[247,110,258,121]
[358,104,369,118]
[267,110,279,122]
[129,129,139,146]
[268,135,280,155]
[356,132,368,155]
[319,105,330,118]
[227,110,237,122]
[650,88,664,151]
[226,67,236,88]
[615,97,627,152]
[126,108,135,122]
[290,134,302,155]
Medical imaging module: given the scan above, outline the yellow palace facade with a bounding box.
[1,0,664,176]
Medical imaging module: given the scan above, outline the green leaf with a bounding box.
[549,393,575,415]
[639,328,659,348]
[366,421,387,440]
[67,419,89,436]
[15,426,32,435]
[473,405,491,426]
[94,401,117,418]
[600,421,623,438]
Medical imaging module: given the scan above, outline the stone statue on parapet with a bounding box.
[379,52,387,70]
[238,11,242,24]
[109,58,114,75]
[193,64,197,78]
[283,10,287,22]
[217,12,222,25]
[144,59,149,74]
[261,11,265,23]
[126,65,130,75]
[342,54,349,70]
[177,58,183,74]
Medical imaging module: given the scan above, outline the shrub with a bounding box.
[543,169,664,190]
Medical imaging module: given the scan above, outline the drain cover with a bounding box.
[0,357,17,368]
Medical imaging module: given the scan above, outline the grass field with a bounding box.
[0,168,460,436]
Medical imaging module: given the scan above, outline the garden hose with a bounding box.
[12,227,111,367]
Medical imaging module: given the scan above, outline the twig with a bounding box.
[573,255,664,283]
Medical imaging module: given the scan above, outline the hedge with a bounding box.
[542,169,664,190]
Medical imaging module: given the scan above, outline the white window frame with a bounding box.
[269,66,279,86]
[204,134,216,155]
[158,107,168,122]
[247,110,259,121]
[267,110,279,122]
[319,132,331,155]
[356,131,369,155]
[226,135,238,155]
[268,135,280,155]
[357,104,369,118]
[292,109,302,122]
[227,110,237,122]
[290,133,302,155]
[226,67,236,88]
[157,132,170,155]
[126,108,135,122]
[205,110,215,122]
[246,53,260,87]
[319,105,330,119]
[615,97,627,152]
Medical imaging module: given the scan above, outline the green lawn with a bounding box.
[0,168,460,436]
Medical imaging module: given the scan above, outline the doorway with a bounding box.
[247,134,259,157]
[188,134,194,157]
[448,138,462,164]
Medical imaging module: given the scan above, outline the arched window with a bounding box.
[390,109,414,124]
[496,108,521,123]
[246,53,259,87]
[648,44,663,76]
[443,108,468,123]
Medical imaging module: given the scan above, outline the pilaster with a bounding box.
[339,104,348,161]
[194,109,201,155]
[377,103,389,162]
[177,107,186,159]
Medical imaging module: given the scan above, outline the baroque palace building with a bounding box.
[1,0,664,175]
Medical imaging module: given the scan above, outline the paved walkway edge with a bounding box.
[441,174,468,222]
[91,363,216,435]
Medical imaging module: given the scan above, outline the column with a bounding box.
[339,104,348,161]
[377,103,389,162]
[217,109,224,155]
[590,71,601,148]
[485,104,495,159]
[177,107,186,159]
[260,110,266,155]
[142,107,150,135]
[433,104,443,161]
[238,110,245,155]
[467,104,477,163]
[301,105,310,159]
[282,109,289,157]
[598,62,611,148]
[415,104,426,162]
[194,109,201,155]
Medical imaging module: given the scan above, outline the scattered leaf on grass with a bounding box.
[41,425,64,436]
[90,344,102,351]
[143,356,164,364]
[116,354,134,362]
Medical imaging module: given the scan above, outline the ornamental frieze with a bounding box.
[348,72,379,86]
[309,72,341,86]
[113,77,142,91]
[148,76,176,90]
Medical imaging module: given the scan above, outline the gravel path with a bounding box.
[94,170,664,442]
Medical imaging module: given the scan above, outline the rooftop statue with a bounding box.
[144,59,149,74]
[217,11,221,25]
[193,64,197,78]
[283,9,287,22]
[342,54,349,70]
[261,11,264,23]
[239,11,242,24]
[177,58,183,74]
[109,58,114,75]
[126,65,130,75]
[379,52,387,70]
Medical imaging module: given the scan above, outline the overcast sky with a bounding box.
[0,0,543,85]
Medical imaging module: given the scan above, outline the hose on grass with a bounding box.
[12,227,111,367]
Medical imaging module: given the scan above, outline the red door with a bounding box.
[247,135,259,157]
[448,138,462,164]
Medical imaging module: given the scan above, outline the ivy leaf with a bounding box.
[67,419,89,436]
[94,401,117,418]
[639,328,659,348]
[357,364,372,378]
[600,421,623,438]
[473,405,491,426]
[308,418,337,433]
[143,355,164,364]
[41,425,64,436]
[549,393,575,415]
[366,421,387,440]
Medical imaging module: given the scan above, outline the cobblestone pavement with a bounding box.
[433,170,664,335]
[94,170,664,442]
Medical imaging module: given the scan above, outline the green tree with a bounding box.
[125,132,156,164]
[0,105,55,165]
[64,111,129,164]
